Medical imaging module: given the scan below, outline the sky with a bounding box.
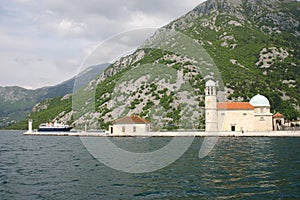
[0,0,205,89]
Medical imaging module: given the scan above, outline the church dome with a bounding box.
[205,80,216,87]
[249,94,270,107]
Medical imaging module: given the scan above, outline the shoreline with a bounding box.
[23,131,300,137]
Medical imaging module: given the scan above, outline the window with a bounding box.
[122,126,125,133]
[260,117,265,121]
[243,113,247,116]
[133,126,136,132]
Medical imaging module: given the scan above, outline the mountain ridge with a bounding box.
[9,0,300,130]
[0,63,109,127]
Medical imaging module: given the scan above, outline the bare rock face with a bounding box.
[67,0,299,128]
[0,87,30,102]
[32,101,49,113]
[169,0,299,36]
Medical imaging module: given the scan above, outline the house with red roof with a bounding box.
[109,116,150,135]
[273,112,284,130]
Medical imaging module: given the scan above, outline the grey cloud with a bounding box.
[39,0,202,39]
[1,0,204,88]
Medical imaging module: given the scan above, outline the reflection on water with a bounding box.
[109,137,174,153]
[0,131,299,199]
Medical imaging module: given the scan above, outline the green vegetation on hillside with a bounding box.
[6,0,300,130]
[180,10,299,119]
[7,96,72,130]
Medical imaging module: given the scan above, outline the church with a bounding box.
[205,80,273,132]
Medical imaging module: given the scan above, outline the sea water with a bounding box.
[0,130,299,199]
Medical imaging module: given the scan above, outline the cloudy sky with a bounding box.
[0,0,205,89]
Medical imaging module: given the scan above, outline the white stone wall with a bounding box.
[205,93,218,132]
[217,108,273,132]
[206,110,218,131]
[218,110,255,132]
[254,107,270,114]
[110,124,150,135]
[253,106,273,131]
[253,114,273,131]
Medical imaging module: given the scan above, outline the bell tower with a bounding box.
[205,80,218,132]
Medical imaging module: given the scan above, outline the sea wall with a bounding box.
[24,131,300,137]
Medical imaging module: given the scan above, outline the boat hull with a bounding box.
[38,127,73,132]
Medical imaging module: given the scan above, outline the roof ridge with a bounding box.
[114,116,150,124]
[217,102,254,110]
[273,112,284,118]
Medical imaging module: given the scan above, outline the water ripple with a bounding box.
[0,131,299,199]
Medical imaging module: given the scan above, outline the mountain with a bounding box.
[12,0,300,130]
[0,63,109,128]
[170,0,300,118]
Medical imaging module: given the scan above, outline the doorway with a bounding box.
[231,126,236,132]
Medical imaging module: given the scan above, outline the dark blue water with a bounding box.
[0,131,299,199]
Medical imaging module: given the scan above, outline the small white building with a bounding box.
[273,112,284,131]
[109,116,150,135]
[205,80,273,132]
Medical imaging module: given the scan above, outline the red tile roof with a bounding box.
[217,102,254,110]
[273,112,284,118]
[114,116,150,124]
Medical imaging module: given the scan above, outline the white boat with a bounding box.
[38,121,72,132]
